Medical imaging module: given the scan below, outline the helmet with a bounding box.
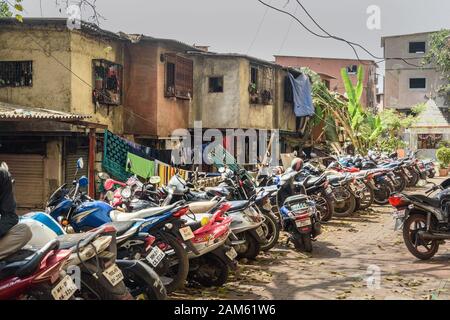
[290,158,303,172]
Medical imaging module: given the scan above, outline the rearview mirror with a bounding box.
[77,158,84,170]
[149,176,161,185]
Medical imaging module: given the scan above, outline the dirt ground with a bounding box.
[171,177,450,300]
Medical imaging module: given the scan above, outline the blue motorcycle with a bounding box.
[45,163,194,293]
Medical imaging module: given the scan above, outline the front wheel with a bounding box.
[402,214,439,260]
[260,211,280,251]
[333,192,356,217]
[152,232,189,293]
[358,182,374,210]
[235,232,261,260]
[373,183,393,205]
[189,254,229,287]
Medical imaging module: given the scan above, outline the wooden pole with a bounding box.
[88,128,96,198]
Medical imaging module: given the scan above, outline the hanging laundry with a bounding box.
[126,152,155,179]
[287,73,315,117]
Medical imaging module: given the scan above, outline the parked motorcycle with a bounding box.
[389,179,450,260]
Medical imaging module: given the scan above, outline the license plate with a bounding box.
[296,219,312,228]
[179,226,195,241]
[102,264,124,287]
[51,275,78,300]
[394,218,404,231]
[255,226,265,238]
[225,247,238,260]
[145,246,166,267]
[393,209,406,218]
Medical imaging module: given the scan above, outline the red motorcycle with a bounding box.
[0,239,75,300]
[185,202,238,287]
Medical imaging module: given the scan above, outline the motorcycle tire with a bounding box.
[80,272,133,300]
[311,194,334,222]
[402,214,439,260]
[153,232,189,294]
[333,193,356,217]
[189,254,229,287]
[358,182,374,211]
[394,173,407,192]
[119,260,167,300]
[292,233,313,253]
[236,232,261,260]
[373,183,393,205]
[407,170,419,187]
[260,210,280,251]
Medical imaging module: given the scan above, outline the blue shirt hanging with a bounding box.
[288,73,315,117]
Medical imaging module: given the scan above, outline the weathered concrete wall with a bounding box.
[123,43,158,136]
[0,26,72,112]
[44,139,63,200]
[239,59,274,130]
[384,34,445,110]
[190,55,241,129]
[70,31,124,134]
[190,55,276,130]
[156,44,191,137]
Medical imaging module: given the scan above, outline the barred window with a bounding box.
[0,61,33,87]
[165,54,193,100]
[92,59,123,106]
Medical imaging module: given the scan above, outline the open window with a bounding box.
[409,78,426,89]
[0,61,33,87]
[249,64,274,105]
[92,59,122,106]
[346,65,358,74]
[208,76,224,93]
[164,53,193,100]
[409,42,426,54]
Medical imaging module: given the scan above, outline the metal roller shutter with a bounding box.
[65,149,89,184]
[0,154,45,209]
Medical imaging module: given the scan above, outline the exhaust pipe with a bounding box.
[418,231,450,241]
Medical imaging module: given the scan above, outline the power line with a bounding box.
[247,0,272,55]
[257,0,423,68]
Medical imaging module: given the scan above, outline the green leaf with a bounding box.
[355,66,364,101]
[340,68,356,102]
[14,4,23,11]
[15,14,23,22]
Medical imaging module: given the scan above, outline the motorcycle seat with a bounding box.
[188,190,212,201]
[204,186,230,197]
[302,176,324,188]
[228,200,249,212]
[327,175,344,184]
[188,201,219,214]
[408,194,441,208]
[104,221,137,237]
[110,203,179,221]
[0,239,59,280]
[57,233,91,250]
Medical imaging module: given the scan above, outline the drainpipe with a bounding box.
[88,128,96,198]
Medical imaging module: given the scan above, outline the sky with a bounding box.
[18,0,450,69]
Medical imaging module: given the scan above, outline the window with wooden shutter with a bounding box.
[165,54,193,100]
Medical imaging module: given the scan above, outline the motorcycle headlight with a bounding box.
[121,187,132,199]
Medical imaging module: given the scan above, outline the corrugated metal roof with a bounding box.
[0,101,91,122]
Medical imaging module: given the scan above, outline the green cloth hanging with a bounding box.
[126,152,155,179]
